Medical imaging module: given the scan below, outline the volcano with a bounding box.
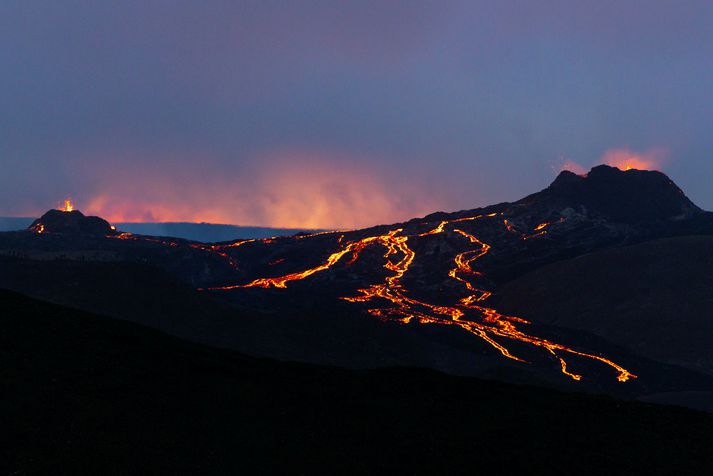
[518,165,701,223]
[1,165,713,402]
[29,208,117,236]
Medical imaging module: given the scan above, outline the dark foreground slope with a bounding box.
[496,236,713,375]
[494,235,713,413]
[2,290,712,476]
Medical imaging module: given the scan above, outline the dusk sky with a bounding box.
[2,1,712,228]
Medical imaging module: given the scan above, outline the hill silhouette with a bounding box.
[519,166,701,223]
[29,209,117,235]
[496,235,713,389]
[2,289,712,476]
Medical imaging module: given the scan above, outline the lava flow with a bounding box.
[207,214,636,383]
[211,233,379,289]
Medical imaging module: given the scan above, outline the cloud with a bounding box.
[2,1,713,216]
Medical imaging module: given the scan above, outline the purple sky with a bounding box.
[2,1,712,227]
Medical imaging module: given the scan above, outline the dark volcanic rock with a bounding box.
[495,235,713,377]
[29,209,117,235]
[2,165,713,399]
[517,165,701,223]
[3,290,713,476]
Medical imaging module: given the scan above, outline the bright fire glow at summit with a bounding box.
[601,148,665,172]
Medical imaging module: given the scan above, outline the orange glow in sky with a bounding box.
[77,151,445,228]
[600,147,665,171]
[556,147,666,177]
[28,147,668,228]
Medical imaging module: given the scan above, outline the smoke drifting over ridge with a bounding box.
[2,145,676,228]
[557,148,668,176]
[70,150,445,229]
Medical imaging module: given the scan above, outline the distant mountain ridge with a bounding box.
[3,165,699,240]
[0,217,319,241]
[422,165,703,225]
[519,165,701,223]
[115,222,322,242]
[0,217,33,231]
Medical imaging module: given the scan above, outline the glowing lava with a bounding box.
[61,199,74,212]
[205,213,636,383]
[211,234,381,289]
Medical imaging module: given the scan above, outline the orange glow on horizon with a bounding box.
[557,159,587,175]
[75,152,445,229]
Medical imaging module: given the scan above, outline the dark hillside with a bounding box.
[2,290,713,476]
[496,235,713,377]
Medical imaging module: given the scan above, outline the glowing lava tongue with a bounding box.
[207,213,636,383]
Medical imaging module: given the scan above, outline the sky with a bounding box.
[1,0,712,228]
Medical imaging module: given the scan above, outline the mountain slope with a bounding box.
[495,235,713,376]
[515,165,700,223]
[2,166,713,394]
[2,289,713,476]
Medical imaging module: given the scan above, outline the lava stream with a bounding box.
[205,213,636,382]
[208,233,381,290]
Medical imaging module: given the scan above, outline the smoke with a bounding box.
[556,147,667,176]
[78,149,445,228]
[600,147,667,171]
[554,159,587,175]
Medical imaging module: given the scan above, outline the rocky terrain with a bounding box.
[2,165,713,404]
[3,289,712,476]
